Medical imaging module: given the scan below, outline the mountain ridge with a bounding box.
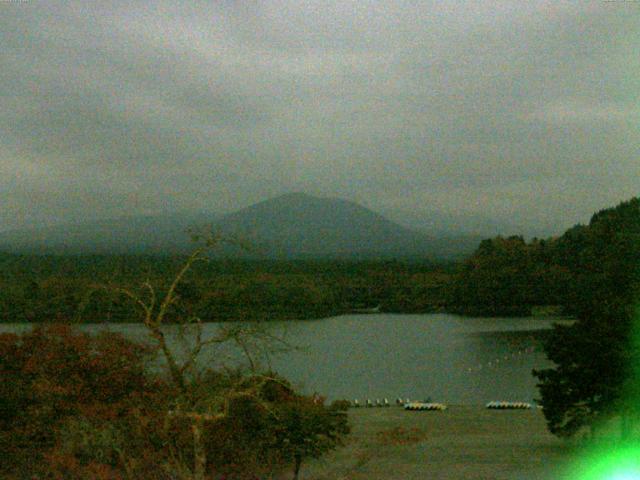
[0,193,481,259]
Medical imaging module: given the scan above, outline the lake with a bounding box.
[0,313,564,405]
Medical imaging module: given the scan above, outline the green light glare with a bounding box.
[611,473,640,480]
[570,443,640,480]
[567,306,640,480]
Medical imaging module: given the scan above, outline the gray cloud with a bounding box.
[1,0,638,234]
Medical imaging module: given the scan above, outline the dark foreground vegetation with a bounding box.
[0,327,349,479]
[0,246,351,479]
[533,197,640,439]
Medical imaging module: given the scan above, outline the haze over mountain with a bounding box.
[0,193,481,259]
[213,193,481,259]
[0,212,220,255]
[384,208,558,240]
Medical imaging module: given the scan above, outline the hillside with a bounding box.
[0,212,219,254]
[0,193,480,259]
[212,193,478,259]
[449,196,640,316]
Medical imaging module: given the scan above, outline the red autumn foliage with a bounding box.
[0,324,157,477]
[0,325,349,480]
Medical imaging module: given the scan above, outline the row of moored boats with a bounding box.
[349,398,533,410]
[485,401,532,409]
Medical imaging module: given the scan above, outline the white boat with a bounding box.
[352,305,382,314]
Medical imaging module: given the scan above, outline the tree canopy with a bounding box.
[0,246,351,479]
[534,197,640,437]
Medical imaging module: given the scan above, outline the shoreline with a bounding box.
[0,310,573,326]
[304,406,577,479]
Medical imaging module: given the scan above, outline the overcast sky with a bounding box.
[1,0,638,234]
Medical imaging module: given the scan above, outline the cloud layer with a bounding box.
[1,1,638,234]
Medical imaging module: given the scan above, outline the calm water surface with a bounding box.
[1,314,564,405]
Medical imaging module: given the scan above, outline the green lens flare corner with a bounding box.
[567,304,640,480]
[569,443,640,480]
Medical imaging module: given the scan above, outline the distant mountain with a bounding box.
[0,212,219,254]
[0,193,481,259]
[210,193,479,259]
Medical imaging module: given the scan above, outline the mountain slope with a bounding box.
[212,193,477,259]
[0,193,480,259]
[214,193,422,257]
[0,212,219,254]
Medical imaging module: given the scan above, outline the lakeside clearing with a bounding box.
[304,406,578,479]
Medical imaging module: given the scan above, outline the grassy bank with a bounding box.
[304,406,578,479]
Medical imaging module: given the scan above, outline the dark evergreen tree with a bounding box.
[450,234,567,315]
[534,198,640,437]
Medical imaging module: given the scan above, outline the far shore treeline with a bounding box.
[1,196,638,323]
[0,256,455,323]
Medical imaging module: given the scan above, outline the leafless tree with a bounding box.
[118,234,293,480]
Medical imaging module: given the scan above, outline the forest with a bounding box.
[450,197,640,317]
[2,198,638,324]
[0,255,454,324]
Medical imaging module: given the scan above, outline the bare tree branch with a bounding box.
[112,233,302,479]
